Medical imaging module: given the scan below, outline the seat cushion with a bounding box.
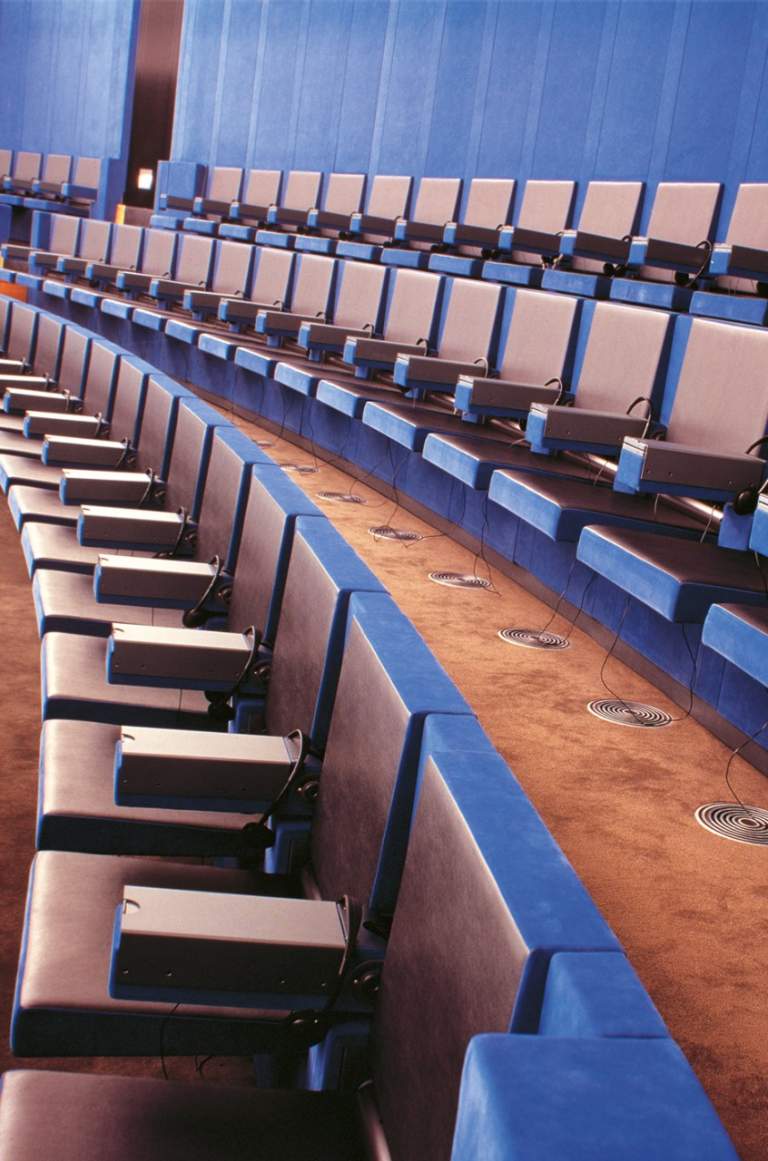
[577,526,768,622]
[12,852,303,1056]
[422,432,595,490]
[21,522,103,575]
[0,455,59,494]
[701,603,768,687]
[41,632,211,727]
[487,470,700,542]
[0,1072,364,1161]
[37,720,262,856]
[32,570,183,637]
[9,485,74,531]
[0,429,42,458]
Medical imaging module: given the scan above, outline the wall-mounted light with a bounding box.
[137,168,154,191]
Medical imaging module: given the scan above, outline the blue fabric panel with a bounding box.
[537,952,668,1039]
[149,213,184,231]
[689,291,768,327]
[42,280,70,301]
[15,273,43,292]
[451,1035,739,1161]
[482,260,542,289]
[254,229,295,251]
[424,1,485,177]
[0,269,16,285]
[100,298,135,321]
[334,0,390,173]
[234,345,275,378]
[540,268,610,300]
[749,500,768,557]
[274,361,321,397]
[164,319,200,345]
[218,223,255,243]
[362,402,448,452]
[182,217,218,237]
[474,1,544,178]
[428,253,483,279]
[335,241,381,263]
[198,332,238,361]
[701,604,768,689]
[375,2,445,175]
[315,377,381,419]
[380,248,429,270]
[294,235,336,256]
[69,288,101,310]
[131,309,167,333]
[609,278,691,313]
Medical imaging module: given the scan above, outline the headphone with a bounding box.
[673,240,713,289]
[732,437,768,516]
[182,554,226,628]
[206,624,262,722]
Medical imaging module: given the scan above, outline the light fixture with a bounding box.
[137,167,154,191]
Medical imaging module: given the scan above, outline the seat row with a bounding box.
[0,148,116,222]
[155,163,768,323]
[0,300,739,1159]
[16,246,767,754]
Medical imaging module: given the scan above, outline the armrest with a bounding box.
[727,244,768,278]
[343,336,426,371]
[218,297,275,323]
[297,321,370,352]
[269,206,310,228]
[0,373,49,393]
[644,237,712,272]
[614,438,766,502]
[106,623,256,690]
[194,197,232,216]
[349,213,398,237]
[446,222,503,249]
[113,725,297,810]
[256,309,317,336]
[149,277,198,301]
[572,231,632,264]
[308,209,351,232]
[78,504,193,553]
[94,554,223,609]
[61,182,97,201]
[2,243,34,261]
[56,256,91,275]
[0,357,27,374]
[25,410,104,438]
[454,376,563,418]
[28,251,62,269]
[526,405,656,456]
[231,201,269,222]
[163,194,195,212]
[499,227,562,256]
[116,270,157,292]
[42,435,127,468]
[183,289,225,312]
[86,262,125,282]
[33,179,64,196]
[393,354,482,390]
[394,219,445,244]
[3,386,71,414]
[62,470,156,507]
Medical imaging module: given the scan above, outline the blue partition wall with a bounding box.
[170,0,768,226]
[0,0,139,210]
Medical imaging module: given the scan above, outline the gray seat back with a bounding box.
[161,399,222,516]
[281,170,322,211]
[12,151,41,183]
[108,359,150,444]
[72,157,100,187]
[0,149,12,178]
[512,179,575,263]
[134,375,186,477]
[174,234,214,286]
[47,214,80,257]
[367,174,412,219]
[242,168,281,207]
[6,304,38,364]
[324,172,365,214]
[108,223,143,271]
[139,228,177,278]
[464,177,515,228]
[333,261,387,330]
[55,327,90,396]
[572,181,643,272]
[290,254,336,317]
[412,176,461,224]
[575,302,672,412]
[383,268,443,345]
[248,247,294,306]
[666,318,768,454]
[41,154,71,184]
[76,219,111,262]
[640,182,721,283]
[30,314,64,379]
[78,341,119,416]
[498,289,580,383]
[205,165,242,202]
[438,279,502,362]
[194,428,267,566]
[718,183,768,293]
[210,240,254,297]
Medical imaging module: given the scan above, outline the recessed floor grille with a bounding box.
[428,571,492,590]
[498,627,570,650]
[368,525,423,542]
[695,802,768,846]
[255,440,274,448]
[587,698,673,728]
[316,491,367,504]
[279,463,319,474]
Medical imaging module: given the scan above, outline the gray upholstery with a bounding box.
[33,569,182,636]
[22,523,102,573]
[512,179,575,262]
[437,279,501,362]
[9,486,78,525]
[575,302,671,410]
[384,268,442,345]
[5,304,37,363]
[0,1071,363,1161]
[30,314,63,378]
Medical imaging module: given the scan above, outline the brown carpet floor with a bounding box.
[0,421,765,1157]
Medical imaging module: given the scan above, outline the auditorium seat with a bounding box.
[0,302,48,377]
[691,183,768,324]
[483,178,576,286]
[258,169,323,241]
[83,223,144,288]
[219,167,282,235]
[251,253,337,345]
[379,175,462,268]
[8,153,70,198]
[142,232,216,309]
[52,218,112,281]
[214,245,295,330]
[609,181,722,310]
[540,180,643,298]
[428,177,516,276]
[55,155,101,205]
[334,172,413,261]
[259,172,365,250]
[162,164,242,218]
[10,369,185,534]
[113,227,179,299]
[2,151,41,196]
[176,239,255,318]
[17,214,81,277]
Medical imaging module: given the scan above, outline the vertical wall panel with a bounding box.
[165,0,768,218]
[0,0,139,161]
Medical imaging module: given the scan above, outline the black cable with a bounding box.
[724,719,768,807]
[207,624,262,721]
[154,507,191,560]
[240,728,312,855]
[159,1001,181,1080]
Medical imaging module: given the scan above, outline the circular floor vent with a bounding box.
[587,698,673,729]
[279,463,319,474]
[694,802,768,846]
[498,627,570,650]
[368,525,423,542]
[316,491,367,504]
[428,571,492,590]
